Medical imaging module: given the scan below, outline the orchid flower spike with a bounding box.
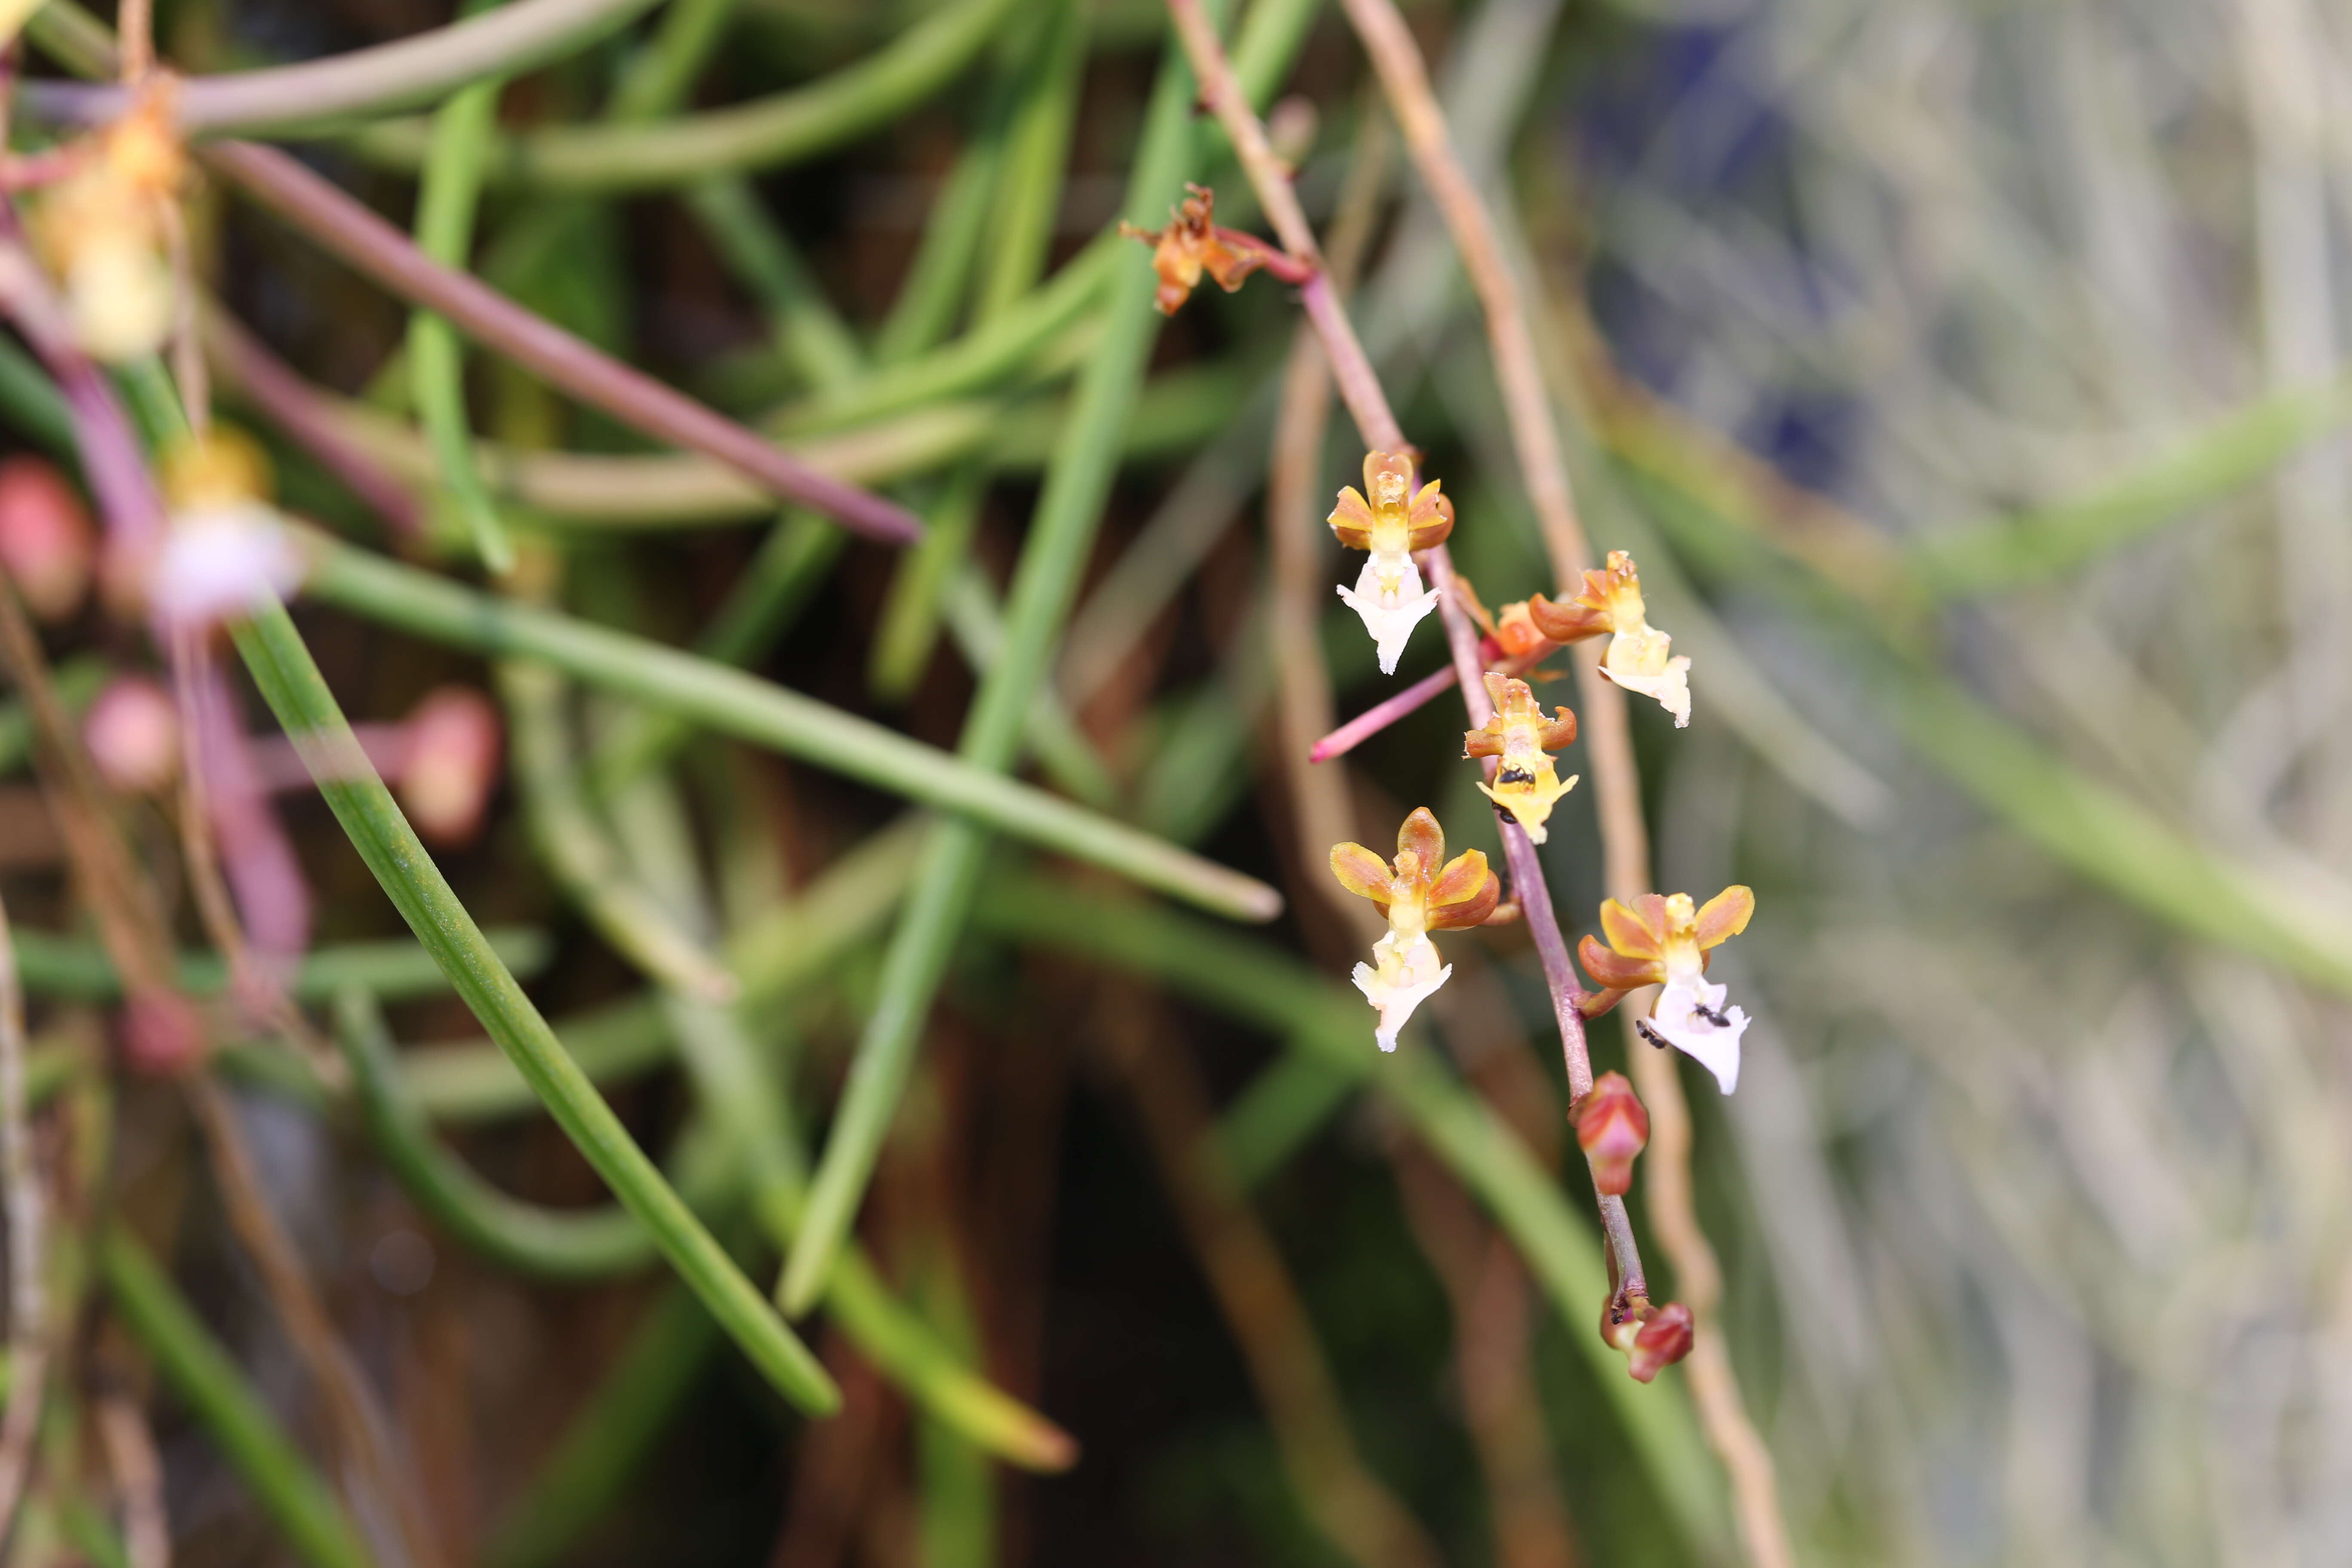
[1120,184,1266,316]
[31,87,187,363]
[1528,550,1691,727]
[1575,887,1755,1094]
[1328,450,1455,674]
[1329,807,1500,1052]
[1464,672,1578,843]
[148,426,306,633]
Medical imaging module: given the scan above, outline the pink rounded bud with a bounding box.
[119,989,205,1075]
[1627,1302,1695,1384]
[1574,1071,1649,1197]
[397,686,502,847]
[83,674,180,796]
[0,456,95,623]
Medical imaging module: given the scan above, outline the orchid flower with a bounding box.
[1575,886,1756,1093]
[1329,807,1500,1051]
[147,428,305,633]
[1120,184,1268,316]
[1328,450,1455,674]
[1528,550,1692,727]
[31,90,186,364]
[1462,671,1578,843]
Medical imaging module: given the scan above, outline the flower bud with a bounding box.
[119,989,205,1075]
[1626,1302,1695,1383]
[1573,1071,1649,1196]
[83,674,179,796]
[397,686,502,847]
[0,457,95,622]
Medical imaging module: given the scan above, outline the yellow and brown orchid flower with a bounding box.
[1329,807,1499,1051]
[1121,184,1268,316]
[1575,886,1755,1093]
[32,85,188,363]
[1528,550,1691,727]
[1329,450,1455,674]
[1463,671,1579,843]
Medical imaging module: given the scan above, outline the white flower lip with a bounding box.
[1638,974,1747,1093]
[1337,553,1440,675]
[1351,930,1452,1053]
[147,501,306,631]
[1600,649,1692,728]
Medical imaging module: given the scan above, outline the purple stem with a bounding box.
[202,141,924,548]
[206,310,424,541]
[179,647,312,977]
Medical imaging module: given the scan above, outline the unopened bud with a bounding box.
[83,674,179,796]
[119,989,205,1075]
[0,456,95,622]
[1574,1070,1648,1196]
[1626,1302,1695,1383]
[397,686,502,847]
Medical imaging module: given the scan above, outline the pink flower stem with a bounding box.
[199,140,925,548]
[1309,635,1576,762]
[1214,228,1316,285]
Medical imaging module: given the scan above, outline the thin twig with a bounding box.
[1095,986,1442,1568]
[1161,0,1646,1297]
[185,1075,448,1568]
[198,140,924,547]
[1335,1,1792,1559]
[0,882,43,1548]
[96,1390,173,1568]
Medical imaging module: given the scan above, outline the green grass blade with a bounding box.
[778,11,1229,1317]
[7,928,551,1002]
[101,1230,374,1568]
[410,61,514,573]
[297,537,1281,922]
[228,601,839,1415]
[334,988,659,1279]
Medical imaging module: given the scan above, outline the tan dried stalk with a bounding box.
[1335,1,1792,1561]
[97,1391,172,1568]
[1096,987,1443,1568]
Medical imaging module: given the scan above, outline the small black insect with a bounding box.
[1498,764,1537,786]
[1634,1018,1670,1050]
[1692,999,1731,1028]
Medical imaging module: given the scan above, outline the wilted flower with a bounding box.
[147,427,304,632]
[1329,806,1500,1052]
[1329,450,1455,674]
[32,90,187,363]
[84,673,180,796]
[1528,549,1691,727]
[1576,887,1755,1094]
[1573,1071,1648,1197]
[1463,671,1578,843]
[0,456,96,622]
[1121,184,1267,315]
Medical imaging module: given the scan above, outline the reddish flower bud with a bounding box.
[396,686,502,847]
[83,674,180,796]
[0,456,95,622]
[1627,1302,1695,1383]
[1574,1071,1649,1197]
[119,989,205,1075]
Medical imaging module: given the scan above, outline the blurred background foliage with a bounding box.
[2,0,2349,1565]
